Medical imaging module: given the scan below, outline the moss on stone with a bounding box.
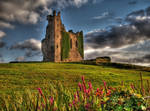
[77,31,84,58]
[61,31,70,60]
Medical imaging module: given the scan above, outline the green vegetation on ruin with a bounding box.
[77,31,84,58]
[0,62,150,95]
[61,31,70,60]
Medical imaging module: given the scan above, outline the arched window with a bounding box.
[70,39,72,49]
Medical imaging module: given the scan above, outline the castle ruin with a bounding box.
[42,10,84,62]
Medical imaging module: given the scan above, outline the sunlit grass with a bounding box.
[0,62,149,95]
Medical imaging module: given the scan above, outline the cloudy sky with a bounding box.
[0,0,150,66]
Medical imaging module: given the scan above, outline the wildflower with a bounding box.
[85,103,90,110]
[78,82,82,91]
[69,103,72,108]
[73,100,76,105]
[103,80,107,93]
[103,80,107,88]
[50,97,54,105]
[96,88,99,92]
[101,101,106,105]
[88,82,92,90]
[82,84,86,93]
[41,102,45,108]
[130,83,135,92]
[82,76,85,82]
[37,88,43,96]
[106,89,111,96]
[86,89,90,95]
[135,94,142,98]
[74,94,77,99]
[77,91,80,101]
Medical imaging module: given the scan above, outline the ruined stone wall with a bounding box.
[54,13,62,62]
[62,32,83,62]
[42,10,84,62]
[42,15,55,61]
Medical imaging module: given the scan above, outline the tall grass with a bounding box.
[0,74,149,111]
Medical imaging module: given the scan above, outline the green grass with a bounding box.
[0,62,149,94]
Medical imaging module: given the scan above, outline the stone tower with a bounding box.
[42,10,84,62]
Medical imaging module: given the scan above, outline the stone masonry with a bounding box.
[42,10,84,62]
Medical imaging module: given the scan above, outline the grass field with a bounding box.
[0,62,150,94]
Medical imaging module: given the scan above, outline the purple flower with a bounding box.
[69,103,72,107]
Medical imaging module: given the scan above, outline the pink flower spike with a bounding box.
[50,97,54,105]
[103,80,107,88]
[130,83,135,90]
[73,100,76,105]
[85,103,90,109]
[78,82,82,90]
[69,104,72,107]
[96,88,99,92]
[41,103,45,108]
[37,88,43,96]
[88,82,92,90]
[74,94,77,99]
[81,76,85,82]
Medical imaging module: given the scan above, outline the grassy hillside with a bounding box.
[0,62,150,94]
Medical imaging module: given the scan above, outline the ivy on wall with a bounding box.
[61,31,70,60]
[77,31,84,58]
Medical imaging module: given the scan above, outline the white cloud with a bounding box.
[0,30,6,39]
[10,38,41,51]
[72,0,88,7]
[92,12,110,20]
[0,0,51,24]
[0,21,14,29]
[15,56,25,61]
[0,0,91,24]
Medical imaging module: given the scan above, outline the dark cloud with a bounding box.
[127,9,145,17]
[128,1,137,5]
[146,6,150,16]
[0,54,4,62]
[0,41,6,48]
[10,38,41,51]
[115,17,123,24]
[132,54,150,63]
[25,50,41,58]
[0,0,90,27]
[85,24,142,49]
[86,6,150,49]
[10,38,42,61]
